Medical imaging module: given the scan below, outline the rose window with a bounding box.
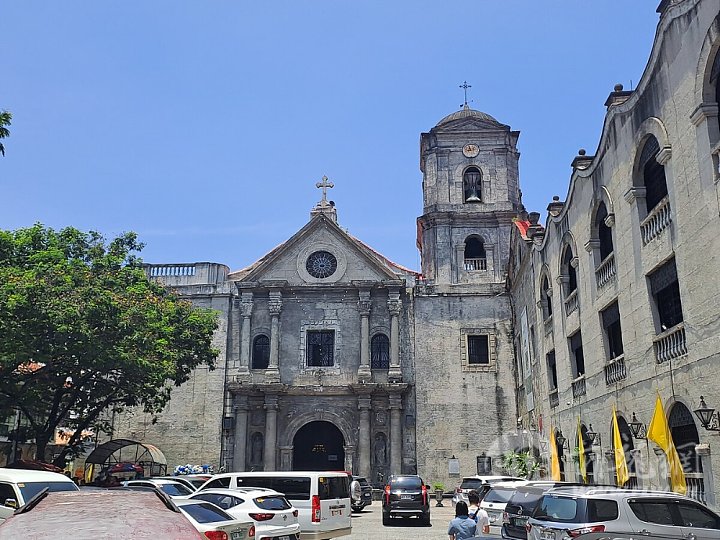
[306,251,337,278]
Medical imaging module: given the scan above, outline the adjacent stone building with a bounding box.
[508,0,720,506]
[115,0,720,501]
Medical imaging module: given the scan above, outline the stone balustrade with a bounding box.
[144,262,229,285]
[640,196,672,245]
[653,322,687,364]
[604,354,626,385]
[564,289,579,316]
[464,258,487,271]
[595,253,616,290]
[572,374,586,398]
[148,264,196,277]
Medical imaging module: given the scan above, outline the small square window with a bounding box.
[467,335,489,364]
[307,330,335,367]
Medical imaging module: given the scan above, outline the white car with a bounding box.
[175,499,256,539]
[0,468,79,524]
[452,475,523,505]
[123,478,195,498]
[188,488,300,540]
[479,480,530,536]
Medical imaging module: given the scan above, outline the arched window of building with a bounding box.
[463,236,487,271]
[639,136,668,213]
[669,402,705,502]
[371,333,390,369]
[561,245,577,295]
[463,167,482,203]
[596,201,614,261]
[540,275,553,319]
[252,334,270,370]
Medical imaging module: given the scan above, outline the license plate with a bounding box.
[401,495,412,499]
[541,531,555,540]
[278,536,290,540]
[231,532,245,540]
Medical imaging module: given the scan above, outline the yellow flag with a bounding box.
[577,417,587,483]
[647,395,687,495]
[612,406,629,487]
[549,429,561,481]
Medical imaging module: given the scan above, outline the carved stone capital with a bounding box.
[570,257,579,269]
[387,299,402,316]
[388,395,403,410]
[264,395,279,411]
[604,213,615,228]
[358,397,372,411]
[656,147,672,166]
[584,239,600,253]
[268,291,282,315]
[624,186,646,204]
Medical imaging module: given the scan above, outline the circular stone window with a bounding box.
[306,251,338,279]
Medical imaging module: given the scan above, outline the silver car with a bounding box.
[528,487,720,540]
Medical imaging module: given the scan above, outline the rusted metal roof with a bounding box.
[85,439,167,466]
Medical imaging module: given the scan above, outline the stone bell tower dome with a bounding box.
[417,104,521,286]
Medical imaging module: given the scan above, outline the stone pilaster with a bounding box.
[358,397,372,478]
[239,292,253,374]
[344,445,355,474]
[389,395,403,475]
[387,290,402,382]
[264,395,278,471]
[358,290,372,380]
[233,396,249,472]
[266,291,282,382]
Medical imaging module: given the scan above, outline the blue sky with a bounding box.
[2,2,659,272]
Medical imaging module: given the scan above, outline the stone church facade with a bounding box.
[116,0,720,497]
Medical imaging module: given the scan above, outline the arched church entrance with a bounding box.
[292,421,345,471]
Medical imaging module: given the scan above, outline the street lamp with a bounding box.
[555,430,568,450]
[586,424,601,446]
[628,412,647,440]
[694,396,720,432]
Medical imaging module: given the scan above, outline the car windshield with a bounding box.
[535,496,579,523]
[160,483,194,497]
[390,477,422,489]
[18,481,78,501]
[181,502,234,523]
[507,490,544,513]
[484,488,516,504]
[189,479,207,488]
[255,495,291,510]
[460,479,484,490]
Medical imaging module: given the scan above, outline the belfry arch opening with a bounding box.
[292,421,345,471]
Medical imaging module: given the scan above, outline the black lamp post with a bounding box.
[555,430,567,450]
[694,396,720,432]
[628,412,647,440]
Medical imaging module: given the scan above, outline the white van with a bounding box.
[198,471,351,540]
[0,468,79,524]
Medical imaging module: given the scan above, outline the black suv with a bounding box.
[351,476,373,512]
[382,475,430,526]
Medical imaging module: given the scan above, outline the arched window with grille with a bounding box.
[371,333,389,369]
[639,136,668,213]
[540,275,553,319]
[252,334,270,370]
[463,236,486,271]
[562,245,577,294]
[596,202,614,261]
[463,167,482,203]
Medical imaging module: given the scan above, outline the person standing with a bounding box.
[467,490,490,534]
[448,501,477,540]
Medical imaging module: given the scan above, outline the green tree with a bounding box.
[0,224,219,464]
[502,450,540,479]
[0,111,11,156]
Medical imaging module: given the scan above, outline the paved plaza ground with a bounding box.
[346,499,457,539]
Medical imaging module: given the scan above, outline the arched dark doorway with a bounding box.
[292,421,345,471]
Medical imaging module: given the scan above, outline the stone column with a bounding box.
[230,299,241,370]
[358,290,372,380]
[358,397,372,478]
[389,395,403,475]
[387,290,402,382]
[233,396,249,471]
[266,291,282,382]
[264,395,278,471]
[239,292,253,374]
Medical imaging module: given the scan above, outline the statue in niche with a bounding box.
[250,432,264,465]
[374,433,387,465]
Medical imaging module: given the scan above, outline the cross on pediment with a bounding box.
[316,175,334,204]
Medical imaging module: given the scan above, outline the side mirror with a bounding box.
[4,498,17,509]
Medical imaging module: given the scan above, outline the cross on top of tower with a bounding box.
[459,81,472,110]
[316,175,334,205]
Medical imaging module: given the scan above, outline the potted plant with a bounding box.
[432,482,445,506]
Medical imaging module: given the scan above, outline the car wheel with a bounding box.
[382,512,391,526]
[420,512,431,526]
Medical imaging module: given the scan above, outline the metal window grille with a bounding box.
[307,330,335,367]
[468,335,489,364]
[371,334,390,369]
[252,335,270,369]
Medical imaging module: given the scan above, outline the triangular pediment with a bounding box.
[229,215,417,286]
[435,117,507,132]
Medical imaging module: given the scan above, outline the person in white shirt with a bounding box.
[467,490,490,535]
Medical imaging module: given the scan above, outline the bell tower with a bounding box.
[416,105,520,287]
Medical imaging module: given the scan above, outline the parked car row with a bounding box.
[459,477,720,540]
[0,468,353,540]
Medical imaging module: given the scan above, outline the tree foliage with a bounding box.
[0,224,219,464]
[0,110,11,156]
[502,450,540,479]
